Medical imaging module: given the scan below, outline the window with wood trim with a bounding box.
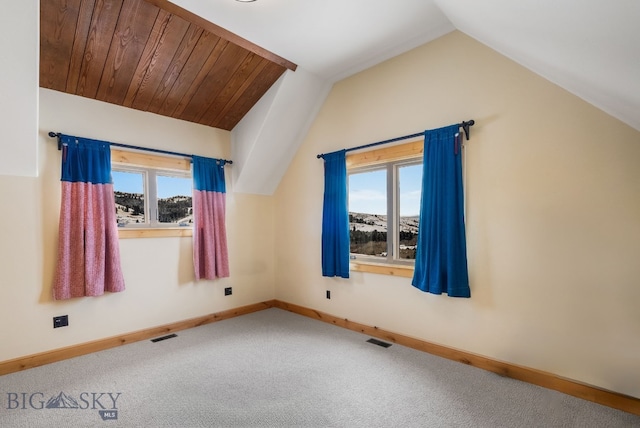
[347,140,423,276]
[111,149,193,239]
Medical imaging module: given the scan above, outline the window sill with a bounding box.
[118,228,193,239]
[350,261,414,278]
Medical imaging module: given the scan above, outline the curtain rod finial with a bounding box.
[461,120,475,140]
[48,132,63,150]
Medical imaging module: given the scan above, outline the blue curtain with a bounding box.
[192,156,229,280]
[321,150,350,278]
[412,125,470,297]
[53,135,125,299]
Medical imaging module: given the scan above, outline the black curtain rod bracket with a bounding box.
[460,119,475,140]
[317,119,475,159]
[48,132,63,150]
[48,132,232,165]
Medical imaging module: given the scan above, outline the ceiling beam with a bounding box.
[144,0,297,72]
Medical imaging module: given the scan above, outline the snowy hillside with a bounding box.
[349,212,419,233]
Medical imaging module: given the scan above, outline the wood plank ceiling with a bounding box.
[40,0,297,131]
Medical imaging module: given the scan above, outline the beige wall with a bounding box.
[0,0,38,177]
[0,89,275,361]
[274,31,640,398]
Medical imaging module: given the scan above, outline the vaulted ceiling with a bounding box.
[39,0,640,195]
[173,0,639,132]
[39,0,296,131]
[41,0,640,134]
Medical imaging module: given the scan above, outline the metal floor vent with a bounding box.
[367,338,392,348]
[151,334,177,343]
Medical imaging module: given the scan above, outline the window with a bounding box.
[111,149,193,239]
[347,140,423,276]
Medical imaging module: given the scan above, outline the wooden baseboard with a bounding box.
[0,300,276,376]
[271,300,640,416]
[2,298,638,416]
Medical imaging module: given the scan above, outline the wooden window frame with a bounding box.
[111,149,193,239]
[347,140,423,277]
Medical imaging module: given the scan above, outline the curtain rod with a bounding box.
[47,132,233,165]
[316,120,475,159]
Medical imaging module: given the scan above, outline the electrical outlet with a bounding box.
[53,315,68,328]
[326,290,331,299]
[224,287,232,296]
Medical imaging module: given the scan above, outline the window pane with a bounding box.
[113,170,146,226]
[398,164,421,260]
[349,169,387,258]
[157,174,193,225]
